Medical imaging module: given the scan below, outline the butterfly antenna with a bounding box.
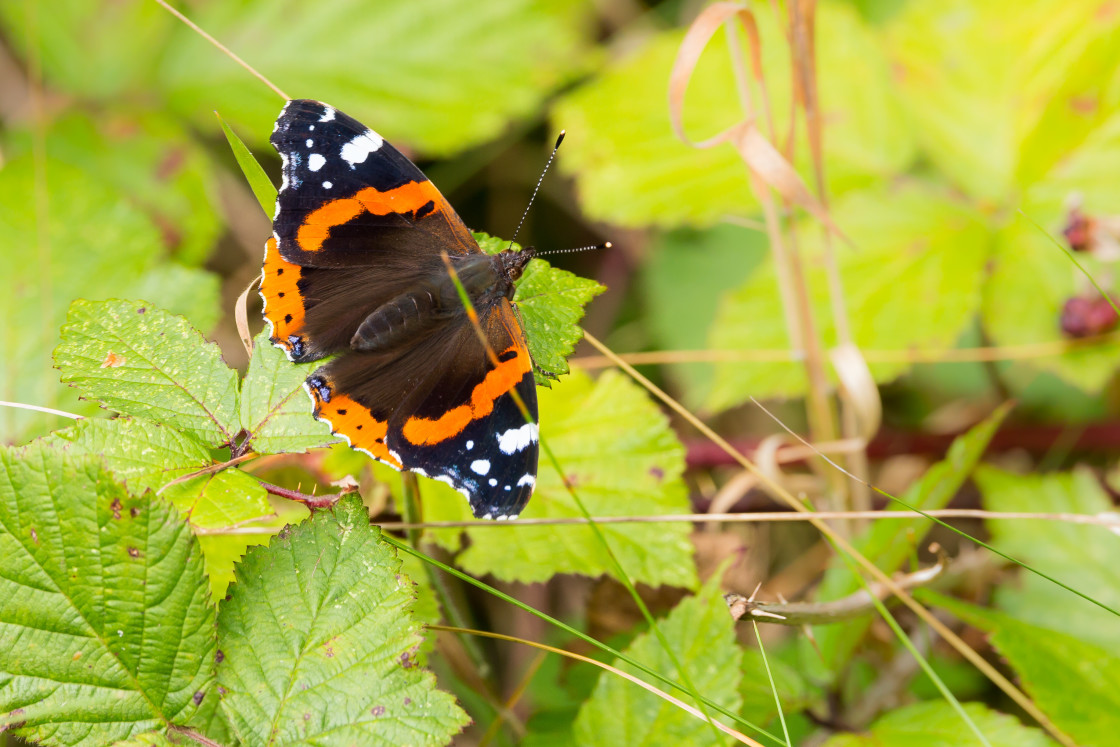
[508,131,566,251]
[530,242,612,258]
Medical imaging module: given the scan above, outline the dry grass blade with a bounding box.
[667,2,845,241]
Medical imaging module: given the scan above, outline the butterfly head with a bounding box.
[496,248,534,292]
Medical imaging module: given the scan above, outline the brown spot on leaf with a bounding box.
[649,466,664,481]
[403,697,411,705]
[29,528,38,545]
[371,705,386,717]
[111,498,122,520]
[130,507,140,518]
[193,691,204,706]
[399,650,417,669]
[215,649,225,663]
[127,547,140,558]
[137,307,146,314]
[100,351,126,368]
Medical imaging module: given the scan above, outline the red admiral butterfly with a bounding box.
[261,99,538,520]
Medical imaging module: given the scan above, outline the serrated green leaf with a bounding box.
[552,1,914,227]
[425,370,696,588]
[54,300,240,446]
[46,417,214,495]
[111,733,177,747]
[159,0,595,156]
[573,573,742,744]
[0,443,214,746]
[162,469,273,531]
[217,111,277,218]
[804,408,1006,681]
[476,234,605,385]
[240,329,337,454]
[885,0,1120,202]
[821,701,1055,747]
[976,466,1120,649]
[217,496,468,746]
[707,184,989,409]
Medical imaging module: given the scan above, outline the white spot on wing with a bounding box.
[306,139,314,147]
[323,181,332,189]
[466,440,474,450]
[470,459,491,476]
[308,153,326,172]
[517,474,535,488]
[497,423,539,455]
[489,478,497,487]
[319,107,336,122]
[340,130,384,167]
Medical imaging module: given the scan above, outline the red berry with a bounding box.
[1061,295,1119,338]
[1063,208,1095,252]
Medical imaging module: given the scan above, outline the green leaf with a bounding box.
[885,0,1120,201]
[112,733,178,747]
[216,496,468,745]
[159,0,595,155]
[821,701,1055,747]
[552,1,914,227]
[0,156,218,443]
[975,466,1120,649]
[573,573,743,744]
[986,618,1120,746]
[240,329,337,454]
[707,183,990,409]
[3,110,223,266]
[424,370,697,588]
[640,224,767,406]
[161,470,272,531]
[477,234,605,384]
[217,111,277,218]
[54,300,240,447]
[804,407,1007,680]
[0,443,214,745]
[46,417,214,495]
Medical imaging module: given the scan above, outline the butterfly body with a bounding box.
[261,99,539,519]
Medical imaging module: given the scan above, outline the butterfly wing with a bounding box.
[261,99,478,361]
[307,298,539,519]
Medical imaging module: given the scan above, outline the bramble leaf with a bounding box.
[0,443,214,746]
[217,496,468,745]
[240,329,337,454]
[477,233,605,385]
[424,370,696,588]
[55,299,239,446]
[573,573,742,744]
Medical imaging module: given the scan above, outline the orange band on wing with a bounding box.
[296,180,443,253]
[260,236,306,347]
[402,345,532,446]
[310,389,403,469]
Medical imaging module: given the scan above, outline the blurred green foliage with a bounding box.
[3,0,1120,745]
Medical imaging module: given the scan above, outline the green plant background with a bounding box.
[2,0,1120,745]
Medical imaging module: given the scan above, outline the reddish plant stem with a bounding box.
[258,480,349,508]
